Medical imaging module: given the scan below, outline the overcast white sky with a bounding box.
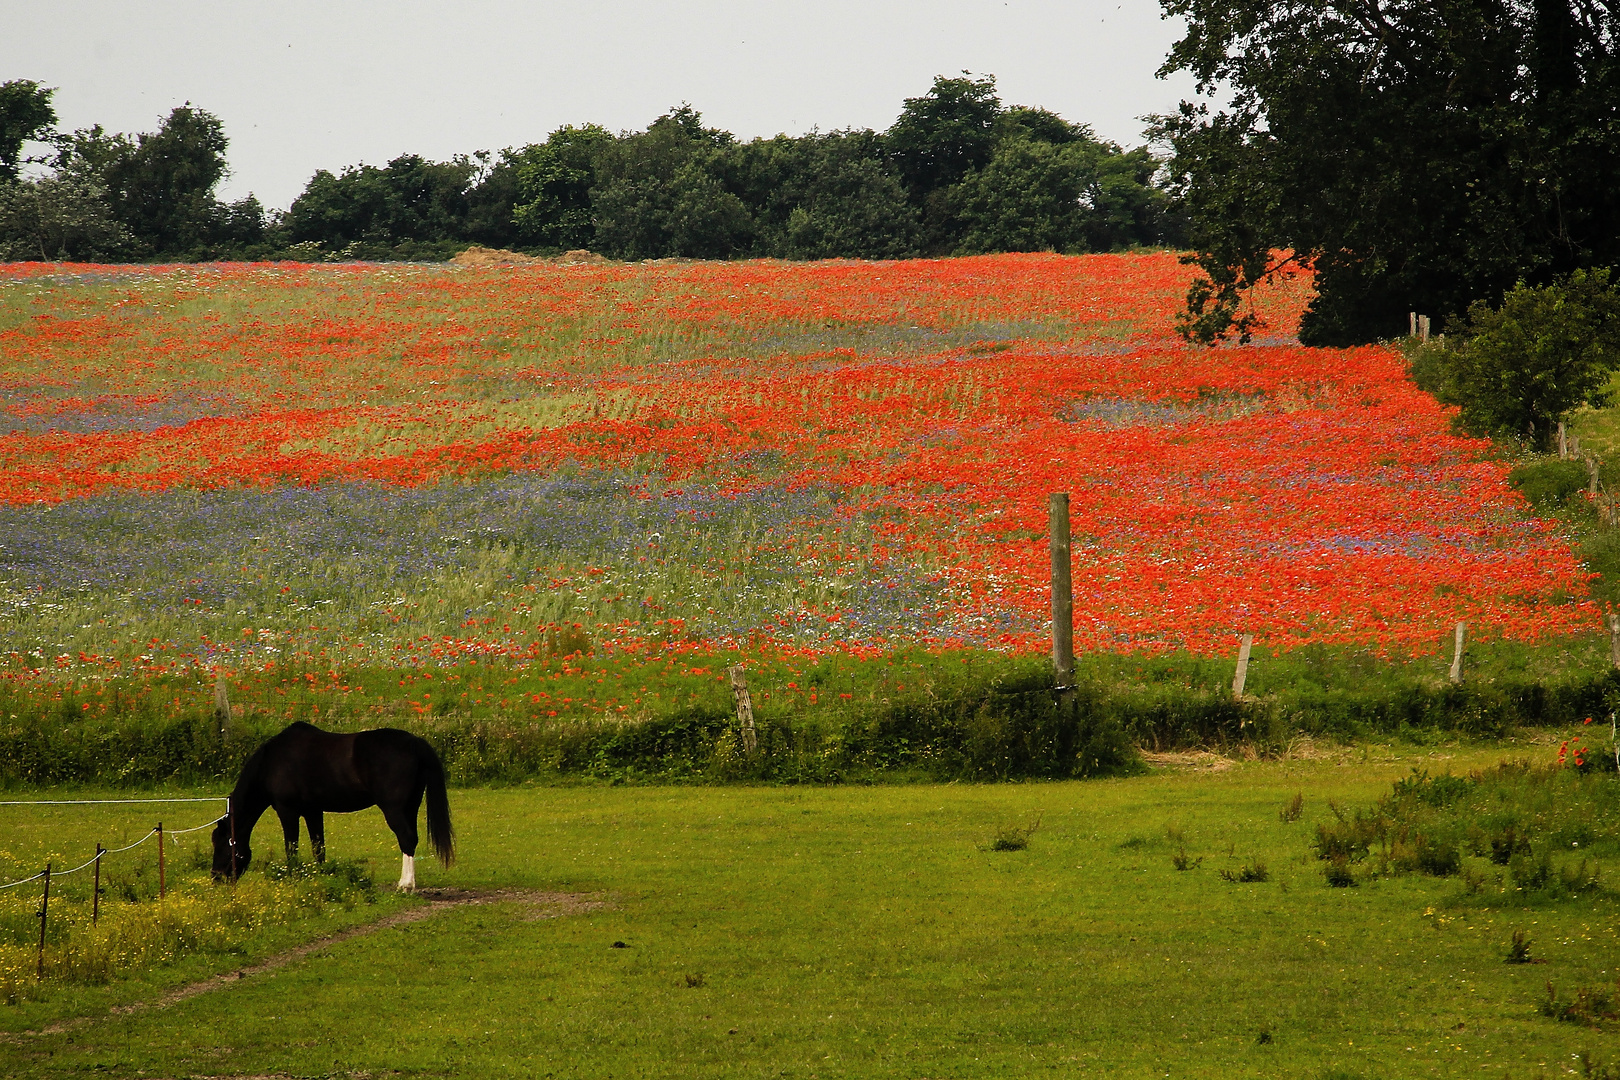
[5,1,1197,211]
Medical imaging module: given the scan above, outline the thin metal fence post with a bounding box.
[157,822,165,899]
[35,864,50,980]
[92,844,103,926]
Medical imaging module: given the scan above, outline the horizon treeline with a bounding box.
[0,74,1184,264]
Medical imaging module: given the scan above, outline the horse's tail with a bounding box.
[420,741,455,867]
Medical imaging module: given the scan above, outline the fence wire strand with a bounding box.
[0,798,227,892]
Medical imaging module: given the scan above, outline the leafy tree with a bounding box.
[286,154,477,250]
[0,80,56,184]
[591,106,753,260]
[719,130,919,259]
[954,138,1086,254]
[887,72,1001,198]
[955,134,1178,255]
[510,125,613,250]
[99,105,230,255]
[782,155,920,260]
[1413,268,1620,449]
[1158,0,1620,346]
[886,73,1002,251]
[0,175,130,260]
[994,106,1086,146]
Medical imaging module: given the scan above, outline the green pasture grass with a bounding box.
[1,740,1617,1077]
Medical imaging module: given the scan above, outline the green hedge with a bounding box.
[2,666,1614,788]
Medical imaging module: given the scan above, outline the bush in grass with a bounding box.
[1542,981,1620,1026]
[1410,268,1620,450]
[1510,458,1593,509]
[1322,858,1356,887]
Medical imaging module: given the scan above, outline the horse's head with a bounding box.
[211,816,250,881]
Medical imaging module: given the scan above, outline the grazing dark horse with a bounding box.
[212,721,453,891]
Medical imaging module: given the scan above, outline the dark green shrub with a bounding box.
[1419,268,1620,449]
[1542,981,1619,1025]
[1322,858,1356,887]
[1509,458,1593,509]
[1490,825,1532,865]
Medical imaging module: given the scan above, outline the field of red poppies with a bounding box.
[0,252,1599,722]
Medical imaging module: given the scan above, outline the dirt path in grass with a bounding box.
[5,888,609,1041]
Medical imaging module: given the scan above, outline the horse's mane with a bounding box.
[231,741,269,800]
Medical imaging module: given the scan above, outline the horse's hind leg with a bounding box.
[380,801,420,891]
[275,805,301,864]
[304,812,326,863]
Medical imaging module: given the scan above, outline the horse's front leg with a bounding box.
[275,805,302,864]
[304,812,326,863]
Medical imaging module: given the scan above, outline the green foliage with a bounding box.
[1424,270,1620,448]
[1508,458,1592,508]
[0,175,130,260]
[886,72,1002,204]
[0,79,56,184]
[99,105,231,257]
[1311,758,1620,899]
[1542,981,1619,1026]
[954,136,1174,255]
[1159,0,1620,345]
[780,154,920,260]
[510,125,612,250]
[589,106,753,261]
[285,153,480,250]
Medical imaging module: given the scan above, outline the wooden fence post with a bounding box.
[1232,634,1254,700]
[214,677,232,739]
[1558,422,1569,459]
[1419,315,1431,341]
[1409,311,1417,337]
[1449,622,1466,684]
[727,665,757,756]
[1050,493,1074,693]
[1590,456,1602,495]
[1608,614,1620,669]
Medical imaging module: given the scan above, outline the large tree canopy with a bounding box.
[1159,0,1620,345]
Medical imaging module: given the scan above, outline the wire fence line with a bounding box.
[0,797,226,806]
[0,803,229,892]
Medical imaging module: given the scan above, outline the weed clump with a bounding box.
[1278,792,1304,823]
[1219,862,1269,883]
[1322,858,1356,887]
[989,816,1041,852]
[1489,824,1532,864]
[1171,848,1202,871]
[1542,981,1620,1026]
[1505,929,1534,964]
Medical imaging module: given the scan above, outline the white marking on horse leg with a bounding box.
[398,853,416,891]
